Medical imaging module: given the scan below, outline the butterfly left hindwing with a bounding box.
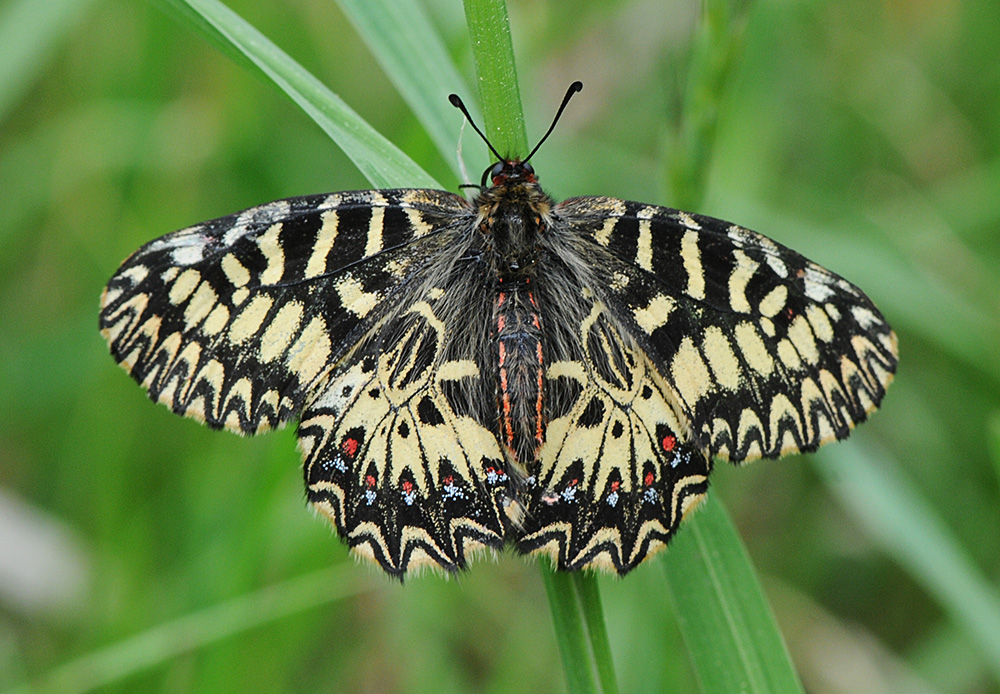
[299,231,516,575]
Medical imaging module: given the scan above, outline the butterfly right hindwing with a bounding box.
[491,227,709,574]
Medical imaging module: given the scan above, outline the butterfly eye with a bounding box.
[522,162,534,175]
[480,162,504,188]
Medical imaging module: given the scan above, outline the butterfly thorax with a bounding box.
[475,165,552,274]
[477,164,553,479]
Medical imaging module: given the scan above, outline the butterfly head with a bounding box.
[481,159,537,189]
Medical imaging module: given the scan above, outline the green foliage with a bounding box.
[2,0,1000,693]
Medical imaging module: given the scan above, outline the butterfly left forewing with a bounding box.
[100,189,467,434]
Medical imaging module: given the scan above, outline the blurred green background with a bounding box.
[2,0,1000,692]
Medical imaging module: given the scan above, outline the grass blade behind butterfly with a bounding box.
[166,0,439,189]
[658,1,804,691]
[336,0,470,178]
[661,495,805,693]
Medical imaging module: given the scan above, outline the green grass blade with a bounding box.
[541,569,618,694]
[815,441,1000,681]
[173,0,438,189]
[458,2,615,691]
[336,0,469,175]
[0,0,96,123]
[660,495,805,694]
[461,0,528,158]
[664,0,750,210]
[573,573,618,694]
[10,566,369,694]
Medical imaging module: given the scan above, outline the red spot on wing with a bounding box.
[365,474,376,487]
[644,472,655,486]
[402,480,413,493]
[342,438,359,458]
[661,435,676,452]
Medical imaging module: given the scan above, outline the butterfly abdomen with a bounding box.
[494,282,546,475]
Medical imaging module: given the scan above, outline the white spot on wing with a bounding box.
[287,315,331,384]
[734,322,774,376]
[364,196,386,257]
[593,199,626,246]
[436,360,480,380]
[168,269,201,305]
[805,304,834,342]
[671,336,711,407]
[766,255,788,278]
[851,305,879,330]
[170,246,205,266]
[201,304,230,336]
[336,275,379,317]
[678,212,701,230]
[803,266,835,301]
[259,301,304,362]
[183,282,218,331]
[758,285,787,318]
[228,295,273,344]
[306,209,339,278]
[221,254,250,288]
[636,218,653,271]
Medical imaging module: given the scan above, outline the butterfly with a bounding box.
[100,82,897,577]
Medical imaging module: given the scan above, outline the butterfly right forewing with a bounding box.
[554,196,898,463]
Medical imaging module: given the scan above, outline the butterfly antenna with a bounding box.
[449,93,504,162]
[524,81,583,164]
